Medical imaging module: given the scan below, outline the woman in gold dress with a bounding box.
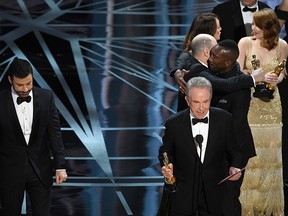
[237,8,288,216]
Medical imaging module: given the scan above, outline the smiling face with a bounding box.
[9,74,33,98]
[251,9,280,46]
[208,44,229,73]
[213,18,222,41]
[251,22,264,39]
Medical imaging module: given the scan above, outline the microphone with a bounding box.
[194,134,204,213]
[195,134,203,149]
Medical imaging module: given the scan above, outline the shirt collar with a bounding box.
[198,59,208,67]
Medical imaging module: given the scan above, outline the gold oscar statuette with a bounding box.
[161,152,177,193]
[163,152,176,184]
[251,54,267,99]
[251,54,260,70]
[267,59,286,91]
[251,55,286,100]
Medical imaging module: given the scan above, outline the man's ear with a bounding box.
[203,48,210,57]
[8,76,12,84]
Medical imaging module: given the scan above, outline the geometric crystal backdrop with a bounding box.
[0,0,284,215]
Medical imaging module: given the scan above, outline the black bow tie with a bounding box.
[17,96,31,105]
[243,6,257,12]
[192,117,208,125]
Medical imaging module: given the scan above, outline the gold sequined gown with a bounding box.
[239,39,284,216]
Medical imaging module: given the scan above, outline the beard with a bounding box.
[14,88,32,98]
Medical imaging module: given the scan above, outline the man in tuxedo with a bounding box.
[182,36,278,215]
[212,0,270,42]
[208,39,255,215]
[0,58,67,215]
[159,77,242,215]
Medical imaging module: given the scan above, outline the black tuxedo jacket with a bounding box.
[169,52,194,77]
[186,59,254,91]
[212,0,270,42]
[176,57,255,111]
[159,107,241,215]
[184,60,256,164]
[212,65,256,165]
[0,87,65,189]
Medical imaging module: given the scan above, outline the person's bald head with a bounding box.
[191,33,217,59]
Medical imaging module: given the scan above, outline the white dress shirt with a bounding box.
[240,1,258,36]
[11,87,33,144]
[190,111,209,163]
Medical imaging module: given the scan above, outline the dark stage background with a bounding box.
[0,0,286,215]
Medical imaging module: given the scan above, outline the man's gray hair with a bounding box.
[186,77,213,98]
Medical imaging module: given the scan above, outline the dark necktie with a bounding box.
[243,6,257,13]
[17,96,31,105]
[192,117,208,125]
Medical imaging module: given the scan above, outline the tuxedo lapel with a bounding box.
[5,89,28,145]
[180,109,198,158]
[258,2,270,10]
[231,2,245,29]
[28,88,40,146]
[202,109,217,165]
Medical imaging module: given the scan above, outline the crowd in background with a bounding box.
[159,0,288,215]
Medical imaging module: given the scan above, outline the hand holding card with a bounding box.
[217,167,246,185]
